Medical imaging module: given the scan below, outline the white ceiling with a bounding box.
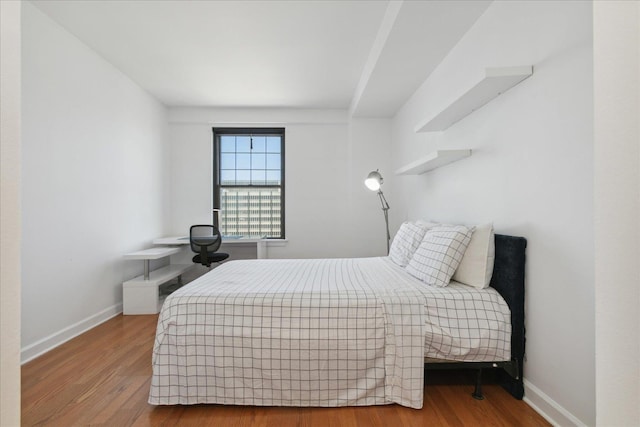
[31,0,491,116]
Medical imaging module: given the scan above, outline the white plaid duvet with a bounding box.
[149,257,510,408]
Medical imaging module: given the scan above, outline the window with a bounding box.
[213,128,285,239]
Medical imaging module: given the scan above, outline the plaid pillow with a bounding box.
[405,225,473,287]
[389,222,432,267]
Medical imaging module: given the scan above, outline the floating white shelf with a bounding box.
[395,149,472,175]
[414,66,533,133]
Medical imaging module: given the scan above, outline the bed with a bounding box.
[149,233,526,409]
[423,234,526,401]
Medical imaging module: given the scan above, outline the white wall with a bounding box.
[391,1,594,425]
[167,108,391,260]
[1,1,22,424]
[594,2,640,425]
[21,3,169,360]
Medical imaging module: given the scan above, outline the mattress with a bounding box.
[149,257,510,408]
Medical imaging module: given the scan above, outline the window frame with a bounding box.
[212,127,285,239]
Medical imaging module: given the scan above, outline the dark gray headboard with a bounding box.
[490,234,526,398]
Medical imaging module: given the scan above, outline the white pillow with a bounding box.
[389,222,431,267]
[405,225,473,287]
[452,223,495,289]
[414,219,439,229]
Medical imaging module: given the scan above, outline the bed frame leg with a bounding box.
[472,368,484,400]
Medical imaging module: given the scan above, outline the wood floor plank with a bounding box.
[22,314,550,426]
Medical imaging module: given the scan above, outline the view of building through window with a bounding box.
[213,128,284,238]
[220,188,281,238]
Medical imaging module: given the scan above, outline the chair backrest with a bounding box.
[190,225,222,255]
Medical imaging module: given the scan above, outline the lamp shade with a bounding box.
[365,170,383,191]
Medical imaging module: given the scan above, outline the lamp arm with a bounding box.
[377,190,390,211]
[377,190,391,254]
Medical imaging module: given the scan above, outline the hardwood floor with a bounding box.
[22,315,549,426]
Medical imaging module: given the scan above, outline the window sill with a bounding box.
[265,239,288,247]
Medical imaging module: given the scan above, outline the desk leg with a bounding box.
[257,241,267,259]
[144,260,150,280]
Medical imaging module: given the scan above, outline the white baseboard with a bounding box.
[524,379,587,427]
[21,303,122,364]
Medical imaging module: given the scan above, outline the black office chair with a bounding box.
[190,225,230,267]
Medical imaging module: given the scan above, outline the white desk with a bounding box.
[123,247,181,279]
[153,236,276,259]
[122,247,193,314]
